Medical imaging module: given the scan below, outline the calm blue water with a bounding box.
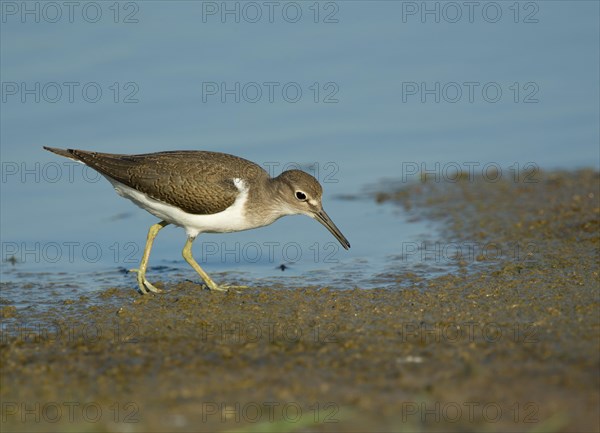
[1,1,599,294]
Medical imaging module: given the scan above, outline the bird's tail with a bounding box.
[43,146,81,161]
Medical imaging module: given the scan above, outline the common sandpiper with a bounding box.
[44,147,350,294]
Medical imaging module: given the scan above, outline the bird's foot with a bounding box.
[129,269,163,294]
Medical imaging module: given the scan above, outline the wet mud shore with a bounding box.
[1,169,599,432]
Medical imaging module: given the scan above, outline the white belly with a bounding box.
[106,177,252,238]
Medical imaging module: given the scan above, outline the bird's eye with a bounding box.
[295,191,307,201]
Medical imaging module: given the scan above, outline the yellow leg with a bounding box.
[182,237,248,292]
[130,221,169,294]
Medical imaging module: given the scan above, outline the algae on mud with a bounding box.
[1,170,599,432]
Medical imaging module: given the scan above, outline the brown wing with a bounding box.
[43,147,268,215]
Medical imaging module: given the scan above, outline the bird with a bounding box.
[44,147,350,294]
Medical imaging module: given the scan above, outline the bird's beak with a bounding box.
[313,208,351,250]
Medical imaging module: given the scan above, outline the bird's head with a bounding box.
[274,170,350,250]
